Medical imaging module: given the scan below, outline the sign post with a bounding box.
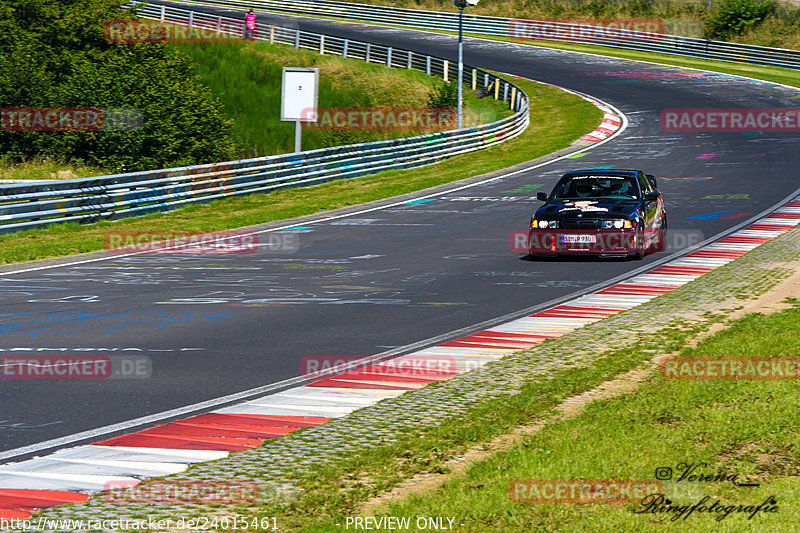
[281,67,319,152]
[453,0,479,130]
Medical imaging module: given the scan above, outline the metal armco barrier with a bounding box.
[0,2,528,234]
[179,0,800,71]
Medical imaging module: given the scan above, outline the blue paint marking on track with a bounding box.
[0,310,235,336]
[687,211,741,220]
[280,226,313,230]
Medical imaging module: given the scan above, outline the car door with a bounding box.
[637,171,659,232]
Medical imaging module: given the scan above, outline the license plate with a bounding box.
[560,234,596,244]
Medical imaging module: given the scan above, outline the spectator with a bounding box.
[244,8,256,40]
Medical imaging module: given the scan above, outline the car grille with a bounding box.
[562,220,597,229]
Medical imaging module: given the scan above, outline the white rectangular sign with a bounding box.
[281,67,318,122]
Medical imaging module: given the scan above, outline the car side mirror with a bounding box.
[647,174,657,189]
[644,191,659,201]
[536,192,548,201]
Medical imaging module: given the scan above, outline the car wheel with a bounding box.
[653,216,667,252]
[629,228,645,260]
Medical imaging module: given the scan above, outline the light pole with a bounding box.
[454,0,479,130]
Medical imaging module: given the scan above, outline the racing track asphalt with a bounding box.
[1,1,799,460]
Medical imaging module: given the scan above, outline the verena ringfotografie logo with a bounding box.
[300,107,456,131]
[1,107,142,131]
[509,479,663,503]
[661,357,800,380]
[509,18,664,43]
[1,355,151,379]
[104,230,294,255]
[104,480,258,504]
[104,19,248,43]
[661,108,800,132]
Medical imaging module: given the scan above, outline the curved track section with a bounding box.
[1,2,800,511]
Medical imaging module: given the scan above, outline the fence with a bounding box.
[0,2,528,234]
[178,0,800,71]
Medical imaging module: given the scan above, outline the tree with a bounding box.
[0,0,236,171]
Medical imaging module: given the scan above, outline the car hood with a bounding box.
[535,200,640,219]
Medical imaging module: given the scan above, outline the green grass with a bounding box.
[346,308,800,532]
[0,157,107,181]
[229,314,721,531]
[0,74,600,265]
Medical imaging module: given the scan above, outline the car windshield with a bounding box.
[551,175,639,200]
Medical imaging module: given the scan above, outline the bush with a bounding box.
[0,0,236,172]
[705,0,775,40]
[427,81,459,109]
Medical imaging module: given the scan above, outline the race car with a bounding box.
[527,169,667,259]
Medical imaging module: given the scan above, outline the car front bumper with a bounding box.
[527,229,639,255]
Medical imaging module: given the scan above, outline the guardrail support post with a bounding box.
[407,51,412,69]
[494,78,500,99]
[511,87,516,107]
[443,60,449,82]
[343,39,349,57]
[295,29,300,49]
[387,47,392,66]
[270,25,275,43]
[188,11,194,28]
[503,83,509,102]
[472,69,477,90]
[160,5,165,22]
[425,56,431,75]
[216,16,221,35]
[320,35,325,55]
[366,43,371,62]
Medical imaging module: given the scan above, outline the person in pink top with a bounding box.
[244,8,256,40]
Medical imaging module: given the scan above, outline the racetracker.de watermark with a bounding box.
[300,107,456,131]
[104,19,248,43]
[0,355,151,379]
[1,107,142,131]
[660,108,800,132]
[509,18,664,42]
[509,479,663,503]
[104,480,258,504]
[508,229,703,253]
[660,356,800,380]
[301,355,482,379]
[104,230,299,255]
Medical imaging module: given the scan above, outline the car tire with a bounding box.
[629,228,645,260]
[653,216,667,252]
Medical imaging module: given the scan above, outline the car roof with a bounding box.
[562,169,643,178]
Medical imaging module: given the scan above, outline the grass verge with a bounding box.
[363,305,800,532]
[0,74,600,265]
[168,39,510,158]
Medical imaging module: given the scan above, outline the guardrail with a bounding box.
[0,2,528,234]
[178,0,800,71]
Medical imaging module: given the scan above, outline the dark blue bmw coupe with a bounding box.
[528,169,667,259]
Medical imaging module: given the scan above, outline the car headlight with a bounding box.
[538,220,558,229]
[600,219,631,229]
